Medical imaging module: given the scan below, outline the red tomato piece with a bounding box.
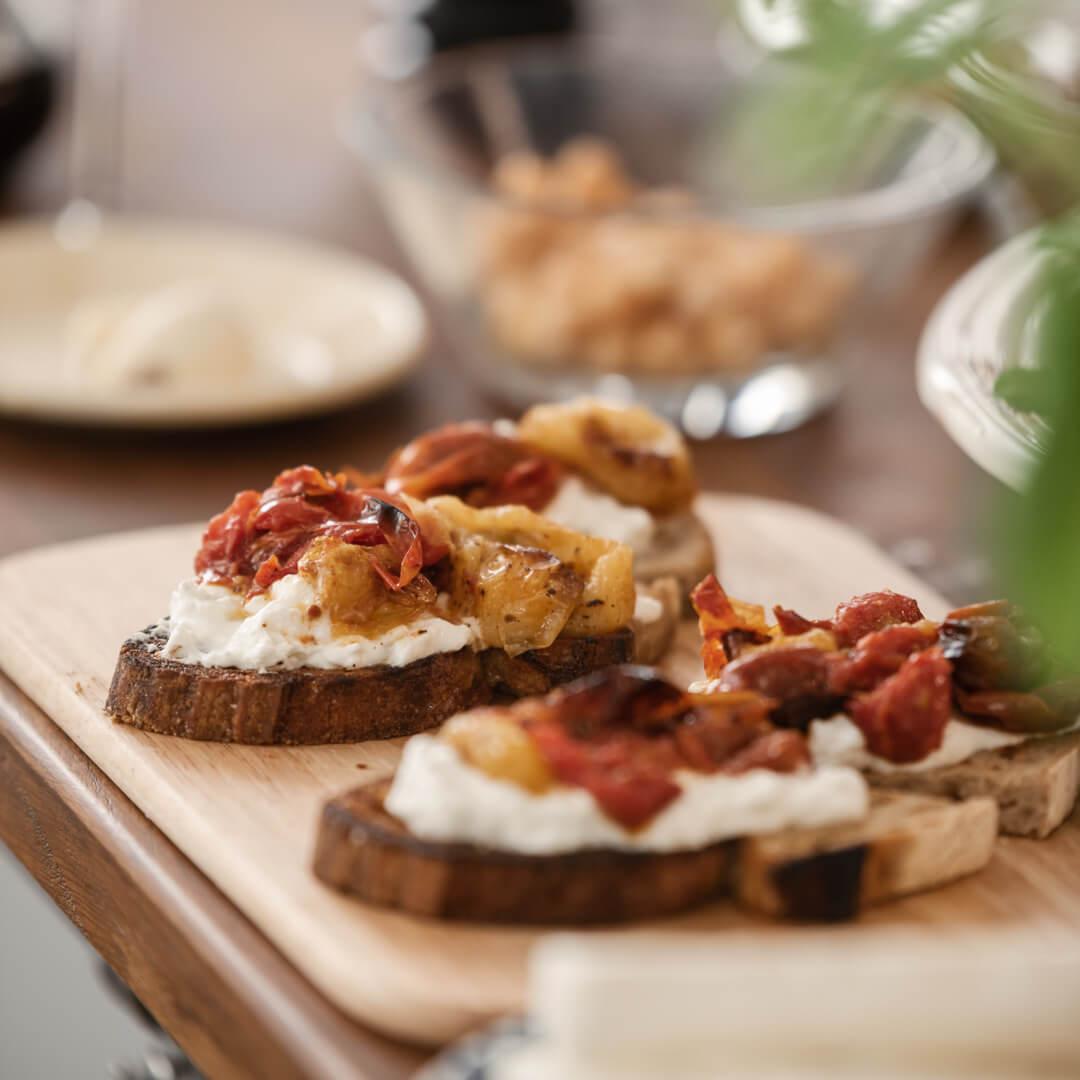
[848,647,952,764]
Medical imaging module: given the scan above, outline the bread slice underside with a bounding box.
[867,732,1080,839]
[312,781,997,924]
[631,576,681,665]
[105,627,632,744]
[633,510,716,606]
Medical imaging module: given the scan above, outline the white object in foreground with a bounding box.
[495,934,1080,1079]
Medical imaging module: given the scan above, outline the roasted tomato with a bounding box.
[939,601,1050,693]
[848,648,952,764]
[831,591,924,646]
[516,398,696,514]
[827,622,939,694]
[382,423,562,511]
[194,466,447,596]
[712,647,842,730]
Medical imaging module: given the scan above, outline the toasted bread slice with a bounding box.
[634,510,715,604]
[632,577,681,665]
[866,733,1080,839]
[313,780,996,924]
[106,627,632,745]
[313,779,732,924]
[736,790,998,920]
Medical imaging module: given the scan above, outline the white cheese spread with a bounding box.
[809,715,1024,774]
[385,735,869,854]
[689,678,1033,775]
[542,475,656,554]
[158,575,477,671]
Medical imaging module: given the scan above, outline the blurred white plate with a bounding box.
[0,217,427,427]
[917,229,1049,490]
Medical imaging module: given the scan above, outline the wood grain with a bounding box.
[0,675,423,1080]
[2,495,1079,1046]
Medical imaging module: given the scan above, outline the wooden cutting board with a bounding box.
[1,495,1078,1045]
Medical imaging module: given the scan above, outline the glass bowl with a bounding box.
[345,40,994,436]
[917,227,1050,491]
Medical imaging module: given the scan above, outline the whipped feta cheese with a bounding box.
[810,715,1024,774]
[159,575,477,671]
[385,735,869,854]
[542,475,656,553]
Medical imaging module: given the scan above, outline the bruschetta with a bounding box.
[690,576,1080,838]
[313,666,996,922]
[105,466,637,743]
[348,398,715,661]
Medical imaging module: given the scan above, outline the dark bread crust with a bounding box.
[312,779,732,924]
[106,627,633,745]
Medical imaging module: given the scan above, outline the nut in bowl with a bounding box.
[347,41,993,435]
[480,138,856,380]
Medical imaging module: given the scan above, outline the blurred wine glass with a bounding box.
[54,0,131,250]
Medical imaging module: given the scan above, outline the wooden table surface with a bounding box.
[0,4,1000,1078]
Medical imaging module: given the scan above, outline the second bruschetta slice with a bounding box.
[313,667,996,923]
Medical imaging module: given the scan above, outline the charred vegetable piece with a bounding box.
[954,689,1066,735]
[956,677,1080,735]
[939,602,1050,692]
[721,627,774,661]
[773,606,831,636]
